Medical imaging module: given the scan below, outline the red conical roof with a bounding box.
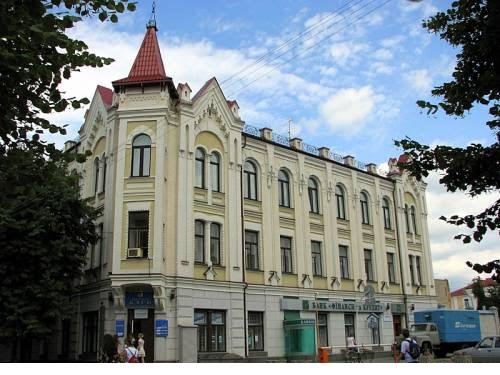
[112,25,168,87]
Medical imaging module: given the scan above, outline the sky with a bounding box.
[46,0,499,292]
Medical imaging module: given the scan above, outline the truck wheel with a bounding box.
[422,342,432,355]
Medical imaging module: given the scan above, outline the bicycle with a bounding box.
[344,348,362,363]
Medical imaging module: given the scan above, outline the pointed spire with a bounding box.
[112,18,167,87]
[147,0,157,30]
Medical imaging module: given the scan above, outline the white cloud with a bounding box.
[425,170,500,291]
[329,41,369,66]
[405,69,433,94]
[199,17,247,34]
[319,86,378,135]
[372,48,393,61]
[370,61,394,75]
[319,66,338,77]
[381,35,405,48]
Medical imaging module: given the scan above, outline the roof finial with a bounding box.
[147,0,157,30]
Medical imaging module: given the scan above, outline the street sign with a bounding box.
[116,320,125,337]
[155,319,168,337]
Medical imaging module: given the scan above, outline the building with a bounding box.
[434,279,452,308]
[451,278,497,310]
[59,21,437,362]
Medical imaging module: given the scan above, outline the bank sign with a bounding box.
[281,298,384,313]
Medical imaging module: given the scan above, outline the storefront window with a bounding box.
[248,312,264,351]
[194,309,226,352]
[344,313,355,344]
[318,313,328,347]
[82,311,98,354]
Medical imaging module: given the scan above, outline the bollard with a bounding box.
[318,347,330,363]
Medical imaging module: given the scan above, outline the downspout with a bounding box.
[392,181,409,329]
[241,134,248,358]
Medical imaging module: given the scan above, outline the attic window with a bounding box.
[184,91,188,97]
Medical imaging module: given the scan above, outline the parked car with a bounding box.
[453,336,500,363]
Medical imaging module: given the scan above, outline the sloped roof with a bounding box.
[191,77,218,102]
[112,25,168,87]
[451,278,496,297]
[97,85,113,109]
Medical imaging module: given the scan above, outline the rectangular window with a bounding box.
[245,230,259,270]
[210,223,221,265]
[339,245,350,279]
[82,311,98,354]
[281,236,293,273]
[364,249,374,281]
[311,241,322,276]
[195,220,205,263]
[409,255,415,285]
[92,224,102,268]
[128,211,149,258]
[344,313,355,344]
[318,313,328,347]
[248,312,264,351]
[194,309,226,352]
[416,256,422,285]
[387,252,396,283]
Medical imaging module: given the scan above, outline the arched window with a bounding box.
[102,154,106,193]
[335,185,346,220]
[308,177,319,213]
[210,152,221,192]
[360,191,370,224]
[278,169,290,207]
[404,204,410,233]
[411,206,418,234]
[244,160,257,200]
[93,157,100,194]
[382,197,391,229]
[195,148,205,188]
[360,192,370,225]
[131,134,151,177]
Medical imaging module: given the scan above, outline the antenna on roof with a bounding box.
[147,0,157,29]
[288,119,292,141]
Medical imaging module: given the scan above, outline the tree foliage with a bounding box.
[0,148,99,344]
[471,277,500,310]
[0,0,136,155]
[395,0,500,281]
[0,0,136,354]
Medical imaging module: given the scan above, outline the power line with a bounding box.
[222,0,371,93]
[226,0,392,99]
[220,0,362,87]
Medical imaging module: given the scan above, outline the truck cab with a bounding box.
[410,323,440,354]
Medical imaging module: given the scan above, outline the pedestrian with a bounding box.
[137,333,146,363]
[400,329,419,363]
[124,338,139,363]
[347,336,358,353]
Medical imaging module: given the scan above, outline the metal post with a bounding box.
[315,292,319,354]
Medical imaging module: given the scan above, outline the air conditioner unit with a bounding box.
[127,248,143,258]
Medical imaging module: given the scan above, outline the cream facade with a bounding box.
[58,24,438,362]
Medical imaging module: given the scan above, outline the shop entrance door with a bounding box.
[392,314,402,339]
[127,308,155,362]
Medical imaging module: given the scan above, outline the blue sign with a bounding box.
[155,319,168,337]
[116,320,125,337]
[125,292,154,308]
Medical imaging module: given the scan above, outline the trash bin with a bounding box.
[318,347,331,363]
